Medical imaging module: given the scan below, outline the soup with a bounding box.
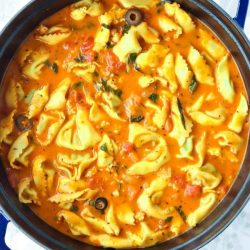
[0,0,249,248]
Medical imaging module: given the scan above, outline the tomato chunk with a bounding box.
[121,142,134,153]
[184,184,202,198]
[172,174,187,189]
[80,37,94,53]
[105,51,126,73]
[69,90,89,109]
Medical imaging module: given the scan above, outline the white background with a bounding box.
[0,0,249,250]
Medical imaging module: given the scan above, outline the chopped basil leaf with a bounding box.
[128,53,137,65]
[177,98,186,129]
[106,41,114,48]
[134,64,143,73]
[100,143,108,152]
[44,60,58,73]
[73,82,83,89]
[102,24,111,29]
[89,200,95,206]
[175,206,186,221]
[70,205,79,213]
[52,63,58,73]
[122,24,131,35]
[44,60,51,67]
[189,77,198,94]
[130,115,144,123]
[149,93,159,103]
[113,89,123,98]
[74,53,84,63]
[93,71,99,77]
[165,216,173,222]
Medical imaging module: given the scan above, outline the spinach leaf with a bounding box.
[189,77,198,94]
[175,206,186,221]
[100,143,108,152]
[177,98,186,129]
[130,115,144,123]
[165,216,173,222]
[149,93,159,103]
[102,24,111,29]
[122,24,131,35]
[73,82,83,90]
[74,53,84,63]
[51,63,58,73]
[128,53,138,65]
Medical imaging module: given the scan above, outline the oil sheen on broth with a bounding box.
[0,0,249,248]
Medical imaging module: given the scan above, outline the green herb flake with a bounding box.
[73,82,83,89]
[189,77,198,94]
[164,216,173,222]
[93,71,99,77]
[175,206,186,221]
[130,115,144,123]
[177,98,186,129]
[156,0,172,6]
[89,200,95,206]
[44,60,51,67]
[149,93,159,103]
[85,22,95,29]
[70,205,79,213]
[102,24,111,29]
[52,63,58,73]
[122,24,131,35]
[128,53,137,65]
[113,89,123,98]
[106,41,114,49]
[100,143,108,152]
[74,53,84,63]
[134,64,143,73]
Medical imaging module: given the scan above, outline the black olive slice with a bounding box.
[125,9,143,26]
[94,197,108,212]
[14,114,33,132]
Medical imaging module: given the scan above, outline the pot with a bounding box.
[0,0,249,249]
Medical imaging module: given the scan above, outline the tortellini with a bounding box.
[188,46,214,85]
[118,0,156,9]
[36,111,65,146]
[82,205,120,235]
[56,107,101,151]
[158,16,182,39]
[32,155,55,196]
[28,85,49,118]
[216,55,235,103]
[214,130,243,154]
[164,2,196,33]
[116,204,135,225]
[137,177,174,219]
[228,94,248,133]
[169,97,193,146]
[127,124,169,175]
[97,134,118,168]
[187,95,226,126]
[187,193,217,227]
[199,29,226,59]
[8,132,34,169]
[113,22,159,62]
[58,210,91,236]
[0,110,15,145]
[45,78,71,111]
[36,25,71,45]
[136,44,169,71]
[187,163,222,191]
[18,178,40,205]
[70,0,104,21]
[5,80,24,110]
[22,48,50,80]
[175,53,193,89]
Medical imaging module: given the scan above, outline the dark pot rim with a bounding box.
[0,0,249,250]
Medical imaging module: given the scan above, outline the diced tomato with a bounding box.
[184,184,202,198]
[105,50,126,73]
[127,185,140,201]
[69,90,90,109]
[172,174,187,189]
[83,50,96,62]
[121,142,134,153]
[80,37,94,53]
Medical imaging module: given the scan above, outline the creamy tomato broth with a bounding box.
[0,0,249,248]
